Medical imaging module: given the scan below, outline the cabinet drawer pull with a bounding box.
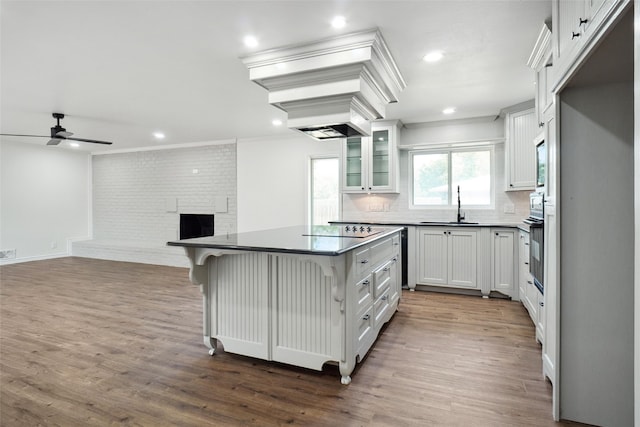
[539,301,544,307]
[527,280,533,285]
[381,295,389,301]
[361,280,370,286]
[362,314,370,320]
[525,242,530,246]
[383,267,389,272]
[393,242,400,246]
[524,262,529,265]
[360,259,369,264]
[392,257,398,262]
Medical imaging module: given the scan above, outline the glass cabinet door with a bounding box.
[344,136,365,190]
[370,129,390,189]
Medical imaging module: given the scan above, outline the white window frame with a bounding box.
[309,155,342,225]
[409,145,495,210]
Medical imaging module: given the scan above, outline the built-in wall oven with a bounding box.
[524,192,544,293]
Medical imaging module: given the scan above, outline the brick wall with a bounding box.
[74,143,236,267]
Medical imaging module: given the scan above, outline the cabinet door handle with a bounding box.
[579,17,588,26]
[539,122,544,128]
[360,259,369,264]
[524,262,529,265]
[362,314,370,320]
[539,301,544,307]
[495,232,499,236]
[383,267,389,272]
[362,280,370,286]
[392,257,398,262]
[572,31,581,39]
[525,242,530,246]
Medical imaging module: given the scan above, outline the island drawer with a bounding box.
[372,260,392,299]
[356,306,375,356]
[354,247,372,277]
[369,237,394,268]
[373,287,391,328]
[355,274,373,313]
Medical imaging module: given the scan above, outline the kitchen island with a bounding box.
[167,225,403,384]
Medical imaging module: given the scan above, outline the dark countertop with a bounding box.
[167,225,404,256]
[330,220,530,232]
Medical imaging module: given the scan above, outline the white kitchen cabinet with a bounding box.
[528,23,553,127]
[417,227,477,289]
[552,0,629,90]
[504,107,538,191]
[536,289,545,343]
[518,230,530,305]
[490,229,517,299]
[341,121,400,193]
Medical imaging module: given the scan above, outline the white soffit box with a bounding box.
[242,28,406,140]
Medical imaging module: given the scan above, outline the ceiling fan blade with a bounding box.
[55,131,73,138]
[47,139,62,146]
[0,133,49,138]
[66,136,113,145]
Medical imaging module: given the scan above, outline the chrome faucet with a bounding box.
[457,185,465,223]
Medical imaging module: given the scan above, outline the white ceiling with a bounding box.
[0,0,551,153]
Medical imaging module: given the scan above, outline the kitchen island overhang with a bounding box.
[168,225,403,384]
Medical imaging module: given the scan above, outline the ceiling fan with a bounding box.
[0,113,113,145]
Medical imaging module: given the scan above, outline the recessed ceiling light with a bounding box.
[243,35,259,48]
[423,51,444,63]
[331,16,346,29]
[69,142,80,148]
[442,107,456,115]
[153,131,165,140]
[272,119,283,126]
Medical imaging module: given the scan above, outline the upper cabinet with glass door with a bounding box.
[341,121,401,193]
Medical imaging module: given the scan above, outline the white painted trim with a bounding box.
[91,138,237,155]
[398,138,504,151]
[0,252,69,265]
[634,2,640,425]
[527,22,553,69]
[87,155,93,238]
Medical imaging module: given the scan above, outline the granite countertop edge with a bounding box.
[167,225,405,256]
[330,220,530,232]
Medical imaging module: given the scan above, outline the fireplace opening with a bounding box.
[180,214,214,239]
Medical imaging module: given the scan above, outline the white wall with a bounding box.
[559,81,634,427]
[237,133,340,232]
[0,140,90,263]
[342,116,531,224]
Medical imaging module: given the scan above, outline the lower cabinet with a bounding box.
[518,229,544,343]
[491,229,517,299]
[417,227,478,289]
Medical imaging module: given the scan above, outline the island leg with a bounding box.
[339,359,355,385]
[204,336,217,356]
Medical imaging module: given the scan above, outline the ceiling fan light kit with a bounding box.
[0,113,113,146]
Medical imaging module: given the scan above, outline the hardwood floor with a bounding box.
[1,257,582,426]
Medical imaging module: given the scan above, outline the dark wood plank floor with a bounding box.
[1,257,582,426]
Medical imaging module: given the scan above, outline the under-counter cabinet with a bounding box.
[417,227,477,289]
[490,229,517,299]
[518,229,544,342]
[341,121,400,193]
